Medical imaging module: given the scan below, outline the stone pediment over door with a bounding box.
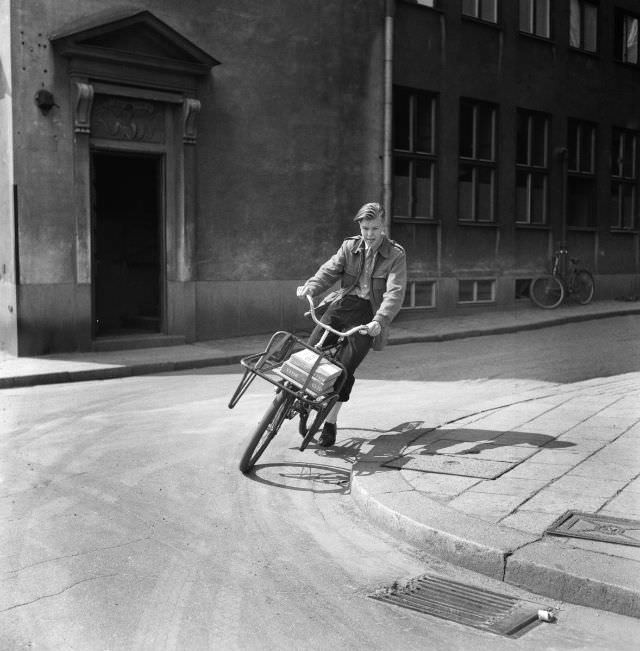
[52,9,220,89]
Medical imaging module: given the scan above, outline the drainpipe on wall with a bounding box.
[382,0,395,233]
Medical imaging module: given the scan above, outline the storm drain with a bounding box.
[370,574,545,637]
[545,511,640,547]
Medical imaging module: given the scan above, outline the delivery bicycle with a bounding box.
[529,247,595,309]
[228,295,366,474]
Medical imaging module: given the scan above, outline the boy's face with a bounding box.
[359,216,385,249]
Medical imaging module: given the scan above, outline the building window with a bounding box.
[519,0,550,38]
[393,87,437,221]
[567,119,597,228]
[516,110,549,225]
[458,279,496,303]
[458,99,496,223]
[611,128,638,230]
[569,0,598,53]
[614,10,639,65]
[462,0,498,23]
[403,281,436,308]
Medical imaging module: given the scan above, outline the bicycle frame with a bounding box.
[231,296,370,472]
[530,246,594,309]
[551,248,586,285]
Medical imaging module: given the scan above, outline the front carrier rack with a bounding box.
[228,331,348,411]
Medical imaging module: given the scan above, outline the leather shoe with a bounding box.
[318,422,337,447]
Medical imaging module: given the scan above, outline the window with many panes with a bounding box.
[458,279,495,303]
[403,281,436,309]
[567,119,597,228]
[519,0,550,38]
[611,128,638,230]
[462,0,498,23]
[393,87,437,221]
[614,9,639,65]
[458,99,496,223]
[569,0,598,53]
[516,110,549,225]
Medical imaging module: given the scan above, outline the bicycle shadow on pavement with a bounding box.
[249,461,351,494]
[317,421,576,475]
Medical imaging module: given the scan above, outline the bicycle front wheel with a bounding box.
[239,389,292,474]
[530,275,564,309]
[572,270,595,305]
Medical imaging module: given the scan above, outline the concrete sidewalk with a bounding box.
[350,371,640,619]
[2,299,640,620]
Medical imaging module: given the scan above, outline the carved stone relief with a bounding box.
[91,95,166,143]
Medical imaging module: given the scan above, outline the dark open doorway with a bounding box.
[92,152,163,337]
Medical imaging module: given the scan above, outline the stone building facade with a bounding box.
[1,1,639,356]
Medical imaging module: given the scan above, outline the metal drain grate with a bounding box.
[370,574,543,637]
[545,511,640,547]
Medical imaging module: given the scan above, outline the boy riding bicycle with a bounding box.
[296,202,407,447]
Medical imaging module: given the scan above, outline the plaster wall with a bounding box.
[191,1,386,338]
[0,0,17,354]
[8,0,386,353]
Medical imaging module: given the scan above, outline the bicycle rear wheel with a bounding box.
[572,270,595,305]
[530,275,564,309]
[239,389,292,474]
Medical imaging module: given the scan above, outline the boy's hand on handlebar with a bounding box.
[360,320,381,337]
[296,285,312,299]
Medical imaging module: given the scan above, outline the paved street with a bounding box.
[2,316,640,649]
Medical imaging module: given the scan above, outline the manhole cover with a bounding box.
[370,574,544,637]
[545,511,640,547]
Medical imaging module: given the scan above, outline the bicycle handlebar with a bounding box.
[306,294,369,338]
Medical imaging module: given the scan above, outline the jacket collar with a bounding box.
[350,234,392,258]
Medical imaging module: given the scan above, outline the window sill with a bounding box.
[614,60,640,72]
[610,227,639,234]
[400,305,437,312]
[568,46,600,59]
[457,220,499,227]
[519,32,554,45]
[393,217,440,225]
[457,300,497,306]
[515,222,551,230]
[461,15,502,31]
[567,226,597,232]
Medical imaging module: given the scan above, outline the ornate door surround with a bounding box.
[52,10,219,342]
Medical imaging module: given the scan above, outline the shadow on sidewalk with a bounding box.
[317,420,576,475]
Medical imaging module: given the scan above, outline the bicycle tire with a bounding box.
[572,270,595,305]
[530,275,564,309]
[239,390,292,474]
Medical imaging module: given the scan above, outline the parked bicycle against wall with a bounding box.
[228,295,366,474]
[529,247,595,309]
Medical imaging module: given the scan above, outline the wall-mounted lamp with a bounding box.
[35,89,58,115]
